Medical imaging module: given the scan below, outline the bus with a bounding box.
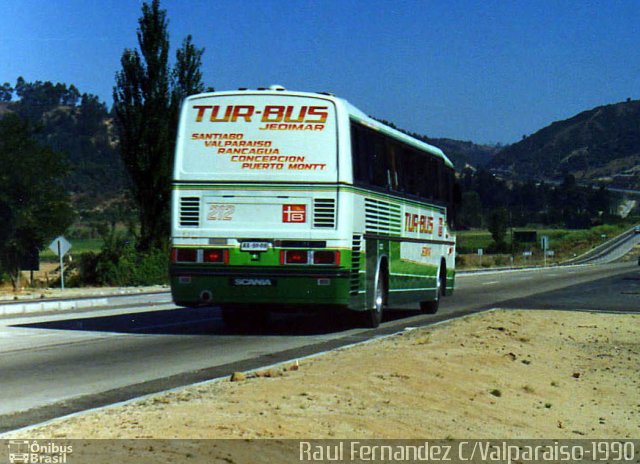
[170,86,457,328]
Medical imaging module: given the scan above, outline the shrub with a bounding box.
[72,230,168,287]
[72,251,100,285]
[95,242,168,286]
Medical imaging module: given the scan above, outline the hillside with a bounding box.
[373,118,500,169]
[489,99,640,189]
[0,81,127,210]
[427,137,499,168]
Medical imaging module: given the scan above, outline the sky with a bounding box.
[1,0,639,144]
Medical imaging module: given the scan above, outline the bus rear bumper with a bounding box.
[170,266,351,308]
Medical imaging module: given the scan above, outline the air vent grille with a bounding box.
[350,235,362,295]
[364,198,401,236]
[313,198,336,228]
[179,197,200,227]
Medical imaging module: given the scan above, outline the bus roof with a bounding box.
[186,88,455,169]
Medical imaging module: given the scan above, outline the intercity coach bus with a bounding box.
[170,86,457,328]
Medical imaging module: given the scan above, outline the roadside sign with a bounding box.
[523,251,532,257]
[541,235,550,266]
[540,235,549,250]
[547,250,555,257]
[477,249,483,256]
[48,236,72,290]
[49,236,72,257]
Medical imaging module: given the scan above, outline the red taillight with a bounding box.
[313,250,340,265]
[172,248,197,263]
[171,247,228,263]
[280,250,340,265]
[203,248,227,263]
[282,250,308,264]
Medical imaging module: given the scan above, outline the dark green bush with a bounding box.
[71,230,168,287]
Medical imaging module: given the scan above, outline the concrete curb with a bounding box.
[0,290,172,317]
[0,297,111,316]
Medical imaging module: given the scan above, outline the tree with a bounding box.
[11,78,78,121]
[0,114,74,289]
[487,208,509,252]
[0,82,12,102]
[61,84,80,107]
[458,191,483,228]
[113,0,206,251]
[172,35,206,103]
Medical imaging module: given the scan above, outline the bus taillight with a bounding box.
[171,248,228,263]
[203,249,228,264]
[313,250,340,265]
[172,248,198,263]
[280,250,340,265]
[282,250,308,265]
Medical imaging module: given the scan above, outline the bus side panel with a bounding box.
[350,190,455,309]
[388,239,439,307]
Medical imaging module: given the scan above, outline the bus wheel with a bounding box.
[360,265,386,328]
[420,270,444,314]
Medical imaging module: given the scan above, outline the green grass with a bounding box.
[456,222,634,267]
[456,230,493,252]
[40,238,103,261]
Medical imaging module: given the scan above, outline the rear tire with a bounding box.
[420,270,444,314]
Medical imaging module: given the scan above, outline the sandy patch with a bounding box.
[6,309,639,439]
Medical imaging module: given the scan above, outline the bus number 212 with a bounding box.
[207,204,235,221]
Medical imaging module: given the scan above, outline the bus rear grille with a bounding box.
[179,197,200,227]
[350,235,362,295]
[313,198,336,228]
[365,198,401,236]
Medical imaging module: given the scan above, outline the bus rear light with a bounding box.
[280,250,340,265]
[172,248,198,263]
[282,250,308,264]
[313,250,340,265]
[203,248,228,264]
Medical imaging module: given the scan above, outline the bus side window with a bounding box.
[437,159,447,202]
[425,157,437,200]
[350,123,367,182]
[405,149,421,197]
[371,132,388,188]
[417,154,429,198]
[387,142,401,191]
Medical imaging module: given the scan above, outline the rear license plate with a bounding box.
[240,241,271,252]
[230,278,275,286]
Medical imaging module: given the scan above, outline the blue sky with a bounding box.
[1,0,639,144]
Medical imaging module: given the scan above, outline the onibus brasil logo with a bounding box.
[7,441,72,464]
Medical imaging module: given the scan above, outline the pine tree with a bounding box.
[113,0,206,251]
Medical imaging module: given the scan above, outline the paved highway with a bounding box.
[565,226,640,264]
[0,260,638,433]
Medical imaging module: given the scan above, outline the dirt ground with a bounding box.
[6,308,639,440]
